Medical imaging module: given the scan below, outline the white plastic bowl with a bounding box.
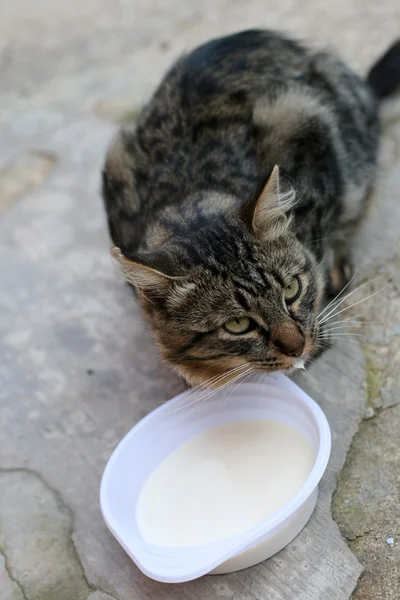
[100,373,331,583]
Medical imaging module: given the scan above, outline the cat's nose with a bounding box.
[271,324,305,357]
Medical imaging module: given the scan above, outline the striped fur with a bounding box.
[102,30,399,385]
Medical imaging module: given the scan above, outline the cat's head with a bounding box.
[112,167,326,386]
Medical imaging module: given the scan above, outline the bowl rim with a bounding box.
[100,374,331,580]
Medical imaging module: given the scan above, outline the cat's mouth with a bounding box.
[258,327,319,372]
[258,358,306,372]
[173,327,322,386]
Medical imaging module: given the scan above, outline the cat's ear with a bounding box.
[245,166,294,237]
[111,247,174,293]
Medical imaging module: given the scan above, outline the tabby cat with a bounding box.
[102,30,400,386]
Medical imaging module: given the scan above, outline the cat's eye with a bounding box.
[283,276,302,303]
[223,316,255,335]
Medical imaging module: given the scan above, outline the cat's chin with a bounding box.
[173,344,325,387]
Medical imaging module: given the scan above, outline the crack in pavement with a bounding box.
[350,569,366,600]
[0,466,118,600]
[0,545,29,600]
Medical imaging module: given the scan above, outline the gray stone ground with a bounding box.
[0,2,400,599]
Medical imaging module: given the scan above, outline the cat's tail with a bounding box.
[367,39,400,100]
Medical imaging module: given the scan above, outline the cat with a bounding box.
[102,30,400,386]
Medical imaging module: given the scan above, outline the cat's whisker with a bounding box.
[320,327,368,335]
[185,367,255,415]
[318,278,376,325]
[219,370,255,410]
[181,363,251,398]
[320,312,365,326]
[156,364,248,404]
[319,277,395,326]
[317,271,358,320]
[217,370,248,410]
[321,315,384,330]
[303,236,347,247]
[321,321,384,334]
[181,369,250,407]
[159,364,242,409]
[329,312,365,323]
[323,323,362,330]
[320,332,367,338]
[190,365,245,389]
[257,371,267,385]
[317,252,329,269]
[320,337,367,345]
[317,339,331,350]
[321,329,365,338]
[322,323,369,333]
[202,367,254,399]
[319,338,362,343]
[166,365,253,414]
[318,275,391,325]
[317,274,376,325]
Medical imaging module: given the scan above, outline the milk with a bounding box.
[136,420,315,547]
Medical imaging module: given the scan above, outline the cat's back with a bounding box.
[136,30,309,148]
[172,29,307,107]
[128,30,312,219]
[103,30,378,253]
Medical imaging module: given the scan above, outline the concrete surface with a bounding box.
[0,1,399,599]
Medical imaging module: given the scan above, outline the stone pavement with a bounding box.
[0,2,399,599]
